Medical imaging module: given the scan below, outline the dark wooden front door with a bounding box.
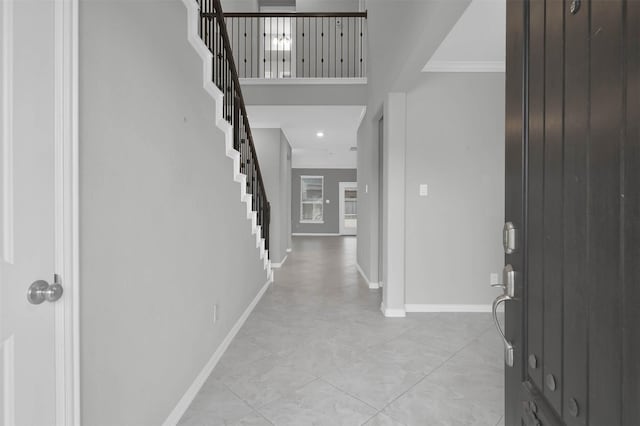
[503,0,640,425]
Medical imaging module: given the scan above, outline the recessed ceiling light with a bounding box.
[316,131,324,138]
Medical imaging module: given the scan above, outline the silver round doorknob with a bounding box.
[27,279,64,305]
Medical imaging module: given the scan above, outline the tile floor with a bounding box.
[179,236,505,426]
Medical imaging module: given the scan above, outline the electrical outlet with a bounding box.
[490,273,499,285]
[213,304,218,324]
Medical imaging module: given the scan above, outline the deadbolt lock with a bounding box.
[503,222,518,254]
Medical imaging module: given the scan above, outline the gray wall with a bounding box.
[253,128,292,262]
[404,73,505,304]
[79,1,268,424]
[295,0,360,12]
[242,84,367,106]
[356,0,471,283]
[221,0,259,12]
[292,168,357,234]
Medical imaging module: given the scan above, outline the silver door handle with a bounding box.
[27,275,64,305]
[492,293,514,367]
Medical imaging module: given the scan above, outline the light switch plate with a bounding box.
[419,184,429,197]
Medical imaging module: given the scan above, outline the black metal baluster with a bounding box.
[321,17,324,77]
[229,78,233,122]
[309,16,312,77]
[233,96,240,150]
[222,45,225,118]
[347,16,350,77]
[225,51,229,121]
[217,20,221,89]
[270,18,272,78]
[334,17,337,77]
[257,184,261,226]
[289,18,292,77]
[198,0,202,38]
[219,19,222,88]
[250,17,254,78]
[340,19,343,77]
[223,47,226,120]
[242,125,245,174]
[247,155,251,199]
[204,0,209,48]
[360,17,363,77]
[252,168,256,211]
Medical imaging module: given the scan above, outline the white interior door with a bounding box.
[1,0,60,424]
[339,182,357,236]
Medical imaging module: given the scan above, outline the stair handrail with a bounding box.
[198,0,271,255]
[222,11,367,17]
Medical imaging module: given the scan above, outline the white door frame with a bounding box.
[2,0,79,423]
[338,182,357,236]
[53,0,81,424]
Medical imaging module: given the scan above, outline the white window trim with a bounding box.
[300,175,324,224]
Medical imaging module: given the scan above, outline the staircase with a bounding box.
[181,0,272,277]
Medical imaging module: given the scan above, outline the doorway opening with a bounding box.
[339,182,357,235]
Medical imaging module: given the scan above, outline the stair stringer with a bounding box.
[181,0,273,281]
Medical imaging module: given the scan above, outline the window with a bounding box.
[300,176,324,223]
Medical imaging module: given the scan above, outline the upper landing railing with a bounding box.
[199,0,271,255]
[221,12,368,79]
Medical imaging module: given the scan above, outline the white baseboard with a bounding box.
[162,278,272,426]
[292,233,341,237]
[380,302,406,318]
[271,255,288,268]
[356,263,379,289]
[404,304,498,313]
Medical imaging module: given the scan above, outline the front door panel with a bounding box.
[504,0,639,424]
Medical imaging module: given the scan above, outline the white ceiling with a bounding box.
[423,0,506,72]
[246,105,365,169]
